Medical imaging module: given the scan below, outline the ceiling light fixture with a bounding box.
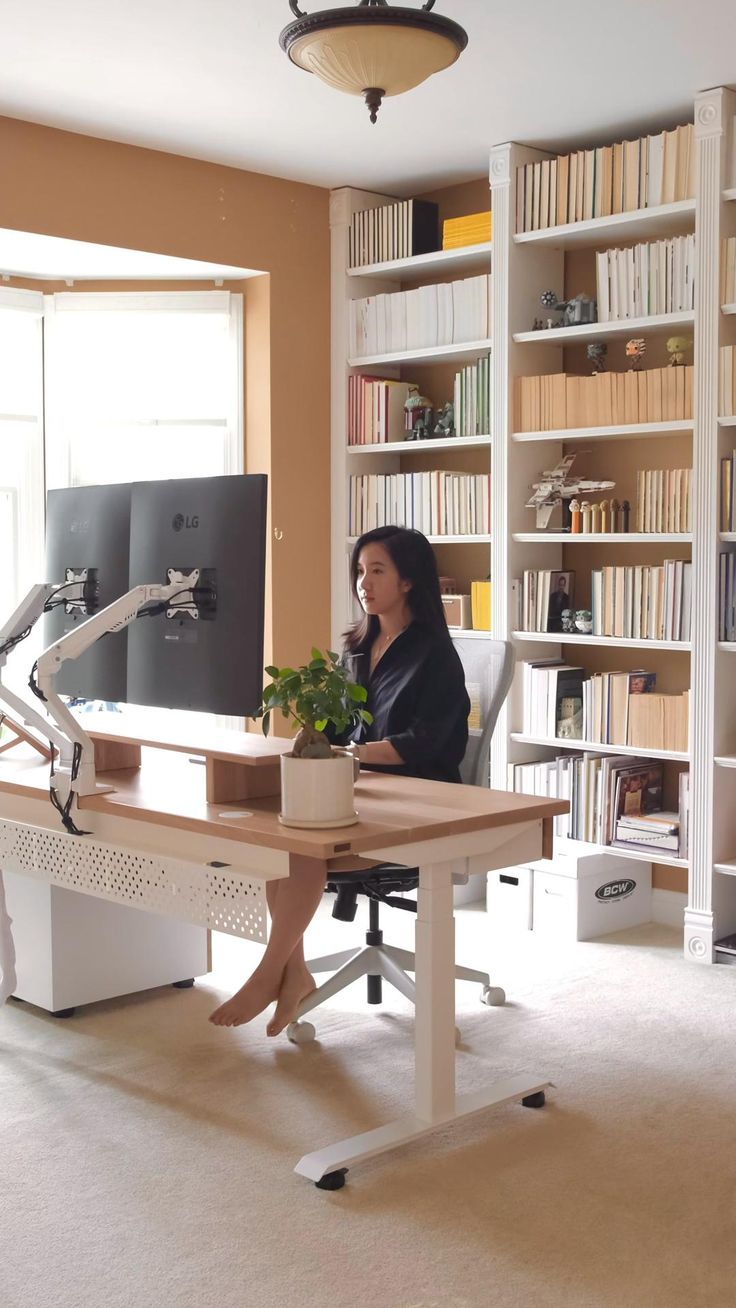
[279,0,468,124]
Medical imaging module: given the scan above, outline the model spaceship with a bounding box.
[526,453,615,529]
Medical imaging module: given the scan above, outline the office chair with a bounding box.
[286,639,515,1044]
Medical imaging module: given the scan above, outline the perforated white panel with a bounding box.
[0,820,267,942]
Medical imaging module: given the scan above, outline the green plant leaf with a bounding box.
[348,683,368,702]
[314,718,328,732]
[265,665,279,678]
[261,711,270,737]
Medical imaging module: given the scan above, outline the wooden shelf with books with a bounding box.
[348,241,492,281]
[512,420,694,445]
[513,631,690,651]
[514,200,695,250]
[514,311,695,346]
[510,733,688,762]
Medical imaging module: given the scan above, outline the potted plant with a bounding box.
[256,648,373,829]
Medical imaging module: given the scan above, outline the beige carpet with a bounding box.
[2,896,735,1308]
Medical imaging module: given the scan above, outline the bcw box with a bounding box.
[532,846,652,941]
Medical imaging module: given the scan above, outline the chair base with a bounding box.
[300,943,491,1018]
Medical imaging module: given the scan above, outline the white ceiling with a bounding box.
[1,0,735,195]
[0,227,257,280]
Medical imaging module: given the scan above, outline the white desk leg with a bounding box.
[0,871,17,1004]
[295,856,550,1187]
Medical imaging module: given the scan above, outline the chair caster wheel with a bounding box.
[315,1169,348,1191]
[481,985,506,1007]
[172,979,195,989]
[286,1020,316,1044]
[522,1091,546,1109]
[51,1007,76,1019]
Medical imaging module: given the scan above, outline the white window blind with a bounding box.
[0,289,45,613]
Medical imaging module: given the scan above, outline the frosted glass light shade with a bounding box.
[287,25,461,98]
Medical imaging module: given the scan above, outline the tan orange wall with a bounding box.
[0,115,331,682]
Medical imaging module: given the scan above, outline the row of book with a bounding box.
[349,275,491,358]
[348,198,438,269]
[515,366,694,432]
[348,472,491,538]
[718,552,736,641]
[347,376,413,446]
[515,123,695,233]
[720,454,736,532]
[634,468,692,534]
[721,237,736,306]
[719,346,736,417]
[453,356,491,438]
[595,235,696,321]
[521,660,689,752]
[509,753,690,858]
[519,561,692,642]
[443,211,492,249]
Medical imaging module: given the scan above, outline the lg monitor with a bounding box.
[126,474,267,716]
[44,483,132,701]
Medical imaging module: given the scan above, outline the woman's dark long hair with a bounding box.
[344,526,450,654]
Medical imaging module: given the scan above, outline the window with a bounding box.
[0,290,45,613]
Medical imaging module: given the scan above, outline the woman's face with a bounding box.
[356,543,411,617]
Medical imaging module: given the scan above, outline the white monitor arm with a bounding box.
[0,584,79,758]
[32,570,202,832]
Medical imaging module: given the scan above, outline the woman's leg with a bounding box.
[209,855,326,1028]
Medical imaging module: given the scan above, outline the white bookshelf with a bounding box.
[512,420,694,444]
[347,434,491,455]
[514,199,695,249]
[332,91,735,963]
[348,339,492,368]
[513,310,694,345]
[510,733,688,762]
[347,534,492,547]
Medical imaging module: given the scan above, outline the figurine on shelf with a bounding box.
[526,452,615,529]
[560,609,575,634]
[574,609,593,634]
[404,385,434,440]
[666,335,692,366]
[539,290,597,329]
[587,342,608,374]
[625,338,647,370]
[433,401,455,438]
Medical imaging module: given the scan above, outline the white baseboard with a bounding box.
[651,887,687,928]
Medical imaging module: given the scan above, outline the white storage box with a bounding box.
[531,847,652,941]
[486,865,533,932]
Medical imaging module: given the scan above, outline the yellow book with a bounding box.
[471,580,492,631]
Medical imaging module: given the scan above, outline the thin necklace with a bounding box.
[374,623,408,661]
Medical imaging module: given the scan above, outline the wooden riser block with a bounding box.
[206,758,281,804]
[93,740,142,773]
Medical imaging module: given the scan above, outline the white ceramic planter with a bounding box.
[279,752,359,829]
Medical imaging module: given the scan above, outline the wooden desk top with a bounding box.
[78,711,290,766]
[0,745,567,861]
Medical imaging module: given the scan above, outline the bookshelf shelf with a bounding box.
[717,642,736,652]
[512,532,692,544]
[714,862,736,877]
[347,434,491,455]
[512,631,690,651]
[347,535,492,547]
[715,756,736,769]
[719,533,736,542]
[719,417,736,427]
[449,629,492,640]
[348,339,492,368]
[513,311,695,346]
[348,241,492,281]
[512,420,694,444]
[722,304,736,316]
[554,838,688,870]
[514,199,695,250]
[510,732,688,762]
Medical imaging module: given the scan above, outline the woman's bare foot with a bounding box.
[209,968,282,1028]
[267,961,317,1038]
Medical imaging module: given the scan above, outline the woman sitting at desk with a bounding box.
[209,526,470,1035]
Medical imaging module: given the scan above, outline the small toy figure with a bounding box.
[569,498,582,533]
[433,401,455,438]
[581,500,591,533]
[666,335,692,366]
[539,290,597,328]
[560,610,575,633]
[526,452,615,529]
[404,385,434,438]
[591,502,602,533]
[625,338,646,370]
[587,342,608,374]
[574,609,593,634]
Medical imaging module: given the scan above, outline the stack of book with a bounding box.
[453,356,491,437]
[442,210,492,249]
[635,468,692,533]
[595,235,696,321]
[515,366,693,431]
[720,454,736,530]
[719,346,736,416]
[348,199,438,268]
[349,274,491,357]
[519,660,689,752]
[348,471,491,537]
[347,376,414,445]
[721,236,736,306]
[718,552,736,640]
[509,752,690,858]
[519,561,692,641]
[515,123,695,233]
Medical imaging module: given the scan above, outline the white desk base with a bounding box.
[0,795,552,1186]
